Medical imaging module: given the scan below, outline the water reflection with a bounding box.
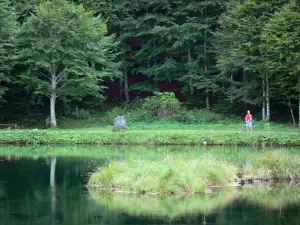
[89,188,239,219]
[242,184,300,209]
[1,148,300,225]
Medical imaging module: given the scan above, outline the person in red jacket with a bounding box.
[245,110,253,132]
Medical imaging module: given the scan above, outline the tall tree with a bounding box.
[260,1,300,127]
[215,0,289,120]
[0,0,18,100]
[17,0,119,127]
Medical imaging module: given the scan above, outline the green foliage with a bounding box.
[71,107,91,120]
[0,0,18,98]
[1,129,300,146]
[88,156,237,195]
[260,1,300,104]
[243,150,300,180]
[142,92,180,118]
[172,109,235,124]
[16,0,119,126]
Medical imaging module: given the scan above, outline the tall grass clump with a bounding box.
[87,156,237,195]
[243,150,300,181]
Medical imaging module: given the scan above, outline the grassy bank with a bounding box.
[0,129,300,146]
[87,156,237,195]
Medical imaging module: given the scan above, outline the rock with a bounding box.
[114,116,127,130]
[45,118,51,129]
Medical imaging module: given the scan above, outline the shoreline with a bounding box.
[0,129,300,146]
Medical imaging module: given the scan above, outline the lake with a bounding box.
[0,145,300,225]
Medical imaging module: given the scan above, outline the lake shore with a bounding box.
[0,129,300,146]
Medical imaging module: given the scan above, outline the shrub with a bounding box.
[142,92,180,118]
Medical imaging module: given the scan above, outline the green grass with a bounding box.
[58,117,298,131]
[88,188,238,218]
[243,150,300,180]
[0,129,300,146]
[87,156,237,195]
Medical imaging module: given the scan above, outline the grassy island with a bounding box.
[88,150,300,195]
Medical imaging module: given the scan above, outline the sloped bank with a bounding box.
[0,129,300,146]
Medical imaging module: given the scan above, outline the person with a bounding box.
[245,110,253,132]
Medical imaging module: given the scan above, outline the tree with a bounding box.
[215,0,289,121]
[0,0,18,99]
[17,0,119,127]
[260,1,300,126]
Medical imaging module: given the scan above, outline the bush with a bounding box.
[142,92,180,118]
[172,109,235,124]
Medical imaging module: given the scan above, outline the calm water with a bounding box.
[1,146,300,225]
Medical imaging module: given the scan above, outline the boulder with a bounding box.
[114,116,127,130]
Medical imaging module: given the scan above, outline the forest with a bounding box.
[0,0,299,128]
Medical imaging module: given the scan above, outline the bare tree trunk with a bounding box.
[262,76,266,120]
[288,99,296,127]
[204,30,209,109]
[50,72,57,127]
[50,94,57,127]
[206,96,210,110]
[266,74,270,122]
[188,48,194,95]
[299,95,300,128]
[299,78,300,127]
[230,73,233,104]
[124,70,129,102]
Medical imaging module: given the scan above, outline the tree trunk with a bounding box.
[124,70,129,102]
[299,95,300,128]
[204,30,209,109]
[206,96,210,110]
[230,73,233,104]
[299,77,300,127]
[288,99,296,127]
[188,48,194,95]
[119,78,123,99]
[50,71,57,128]
[262,76,266,120]
[243,69,246,81]
[266,74,270,122]
[50,94,57,127]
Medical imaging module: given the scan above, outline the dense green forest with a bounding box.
[0,0,299,127]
